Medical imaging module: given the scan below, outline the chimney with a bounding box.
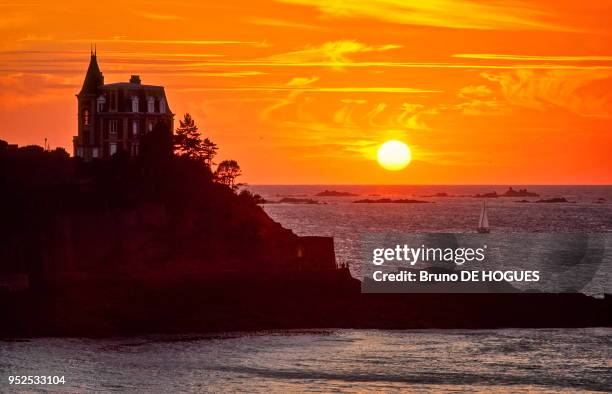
[129,75,141,84]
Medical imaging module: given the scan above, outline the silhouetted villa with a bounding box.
[73,49,174,160]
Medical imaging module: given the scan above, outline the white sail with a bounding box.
[478,201,489,229]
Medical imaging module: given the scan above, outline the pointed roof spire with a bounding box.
[79,47,104,95]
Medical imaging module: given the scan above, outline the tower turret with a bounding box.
[79,46,104,96]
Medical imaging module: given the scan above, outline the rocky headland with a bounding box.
[0,141,609,338]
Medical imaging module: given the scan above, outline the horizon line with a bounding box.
[245,183,612,187]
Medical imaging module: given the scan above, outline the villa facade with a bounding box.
[73,50,174,160]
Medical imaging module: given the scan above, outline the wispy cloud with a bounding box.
[176,86,440,93]
[333,99,367,125]
[9,46,612,73]
[458,85,494,99]
[0,72,77,109]
[248,17,324,30]
[454,83,508,115]
[17,37,259,45]
[0,50,225,59]
[265,40,401,69]
[454,54,612,62]
[277,0,570,31]
[260,76,320,120]
[482,69,612,117]
[286,76,319,87]
[454,99,509,116]
[187,71,266,77]
[160,61,612,71]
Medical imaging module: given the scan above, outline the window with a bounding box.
[148,121,153,132]
[92,147,99,158]
[76,147,83,158]
[159,98,166,113]
[97,95,106,112]
[132,120,138,136]
[83,109,90,125]
[109,120,118,134]
[109,143,117,156]
[147,97,155,113]
[131,96,139,112]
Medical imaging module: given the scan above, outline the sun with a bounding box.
[377,140,412,171]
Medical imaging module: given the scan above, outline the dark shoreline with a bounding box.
[1,144,610,339]
[2,269,610,338]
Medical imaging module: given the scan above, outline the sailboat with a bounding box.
[477,200,490,233]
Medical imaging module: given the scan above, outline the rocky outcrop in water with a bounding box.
[536,197,571,203]
[501,187,539,197]
[474,187,539,198]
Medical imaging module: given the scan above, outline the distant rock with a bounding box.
[315,190,359,197]
[473,191,498,198]
[422,192,452,197]
[353,198,432,204]
[501,187,539,197]
[474,187,539,199]
[535,197,570,203]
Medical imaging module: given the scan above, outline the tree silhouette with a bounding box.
[215,160,242,190]
[173,113,218,167]
[201,137,218,167]
[174,113,201,160]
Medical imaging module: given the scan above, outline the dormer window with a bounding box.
[83,109,90,125]
[159,98,166,113]
[97,95,106,112]
[131,96,139,112]
[147,97,155,113]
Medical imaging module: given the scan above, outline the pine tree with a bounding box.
[174,113,219,168]
[201,137,218,167]
[174,113,202,160]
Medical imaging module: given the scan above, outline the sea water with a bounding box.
[254,185,612,274]
[1,329,610,392]
[1,185,610,392]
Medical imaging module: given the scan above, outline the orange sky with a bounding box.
[1,0,611,184]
